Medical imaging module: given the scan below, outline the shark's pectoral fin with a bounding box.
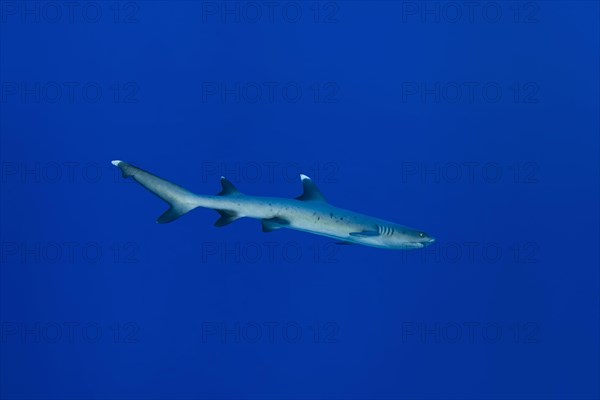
[261,217,290,232]
[214,209,241,227]
[336,241,356,245]
[349,230,380,238]
[261,222,280,232]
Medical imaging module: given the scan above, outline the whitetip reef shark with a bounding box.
[111,160,435,249]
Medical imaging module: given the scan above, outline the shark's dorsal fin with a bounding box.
[295,174,327,202]
[218,177,241,196]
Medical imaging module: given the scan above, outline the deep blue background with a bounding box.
[1,1,599,399]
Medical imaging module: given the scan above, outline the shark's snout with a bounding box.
[424,237,436,246]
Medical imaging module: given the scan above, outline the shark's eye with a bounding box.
[419,232,425,238]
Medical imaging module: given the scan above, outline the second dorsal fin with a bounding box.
[218,177,241,196]
[295,174,327,202]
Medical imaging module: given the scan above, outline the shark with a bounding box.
[111,160,435,249]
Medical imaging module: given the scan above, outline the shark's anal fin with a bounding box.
[214,209,241,227]
[349,230,380,238]
[295,174,327,202]
[261,217,290,232]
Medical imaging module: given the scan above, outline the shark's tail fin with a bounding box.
[111,160,202,223]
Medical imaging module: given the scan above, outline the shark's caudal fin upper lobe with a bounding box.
[111,160,201,223]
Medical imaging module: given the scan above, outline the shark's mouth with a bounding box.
[401,240,435,249]
[401,242,427,249]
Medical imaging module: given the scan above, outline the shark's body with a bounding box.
[112,160,435,249]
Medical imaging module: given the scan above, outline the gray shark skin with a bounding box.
[111,160,435,250]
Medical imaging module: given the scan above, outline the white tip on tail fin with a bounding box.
[300,174,311,181]
[111,160,201,223]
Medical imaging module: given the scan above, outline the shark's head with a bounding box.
[387,226,436,249]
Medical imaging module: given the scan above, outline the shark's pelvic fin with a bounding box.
[261,217,290,232]
[111,160,201,224]
[350,230,380,237]
[218,177,241,196]
[296,174,327,202]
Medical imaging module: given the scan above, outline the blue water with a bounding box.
[1,1,599,399]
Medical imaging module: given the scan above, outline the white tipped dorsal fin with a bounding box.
[295,174,327,202]
[218,177,241,196]
[111,160,122,166]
